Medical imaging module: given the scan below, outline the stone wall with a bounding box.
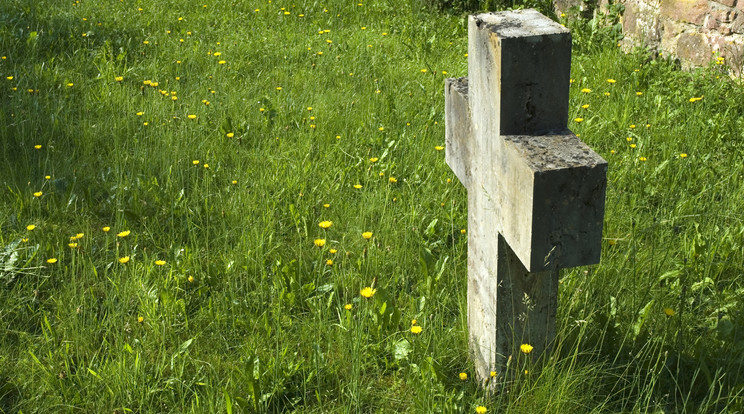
[556,0,744,72]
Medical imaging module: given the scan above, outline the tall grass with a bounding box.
[1,0,743,412]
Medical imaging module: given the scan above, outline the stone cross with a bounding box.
[445,9,607,384]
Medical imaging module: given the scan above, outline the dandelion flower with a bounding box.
[630,144,637,148]
[636,91,643,96]
[115,76,123,82]
[226,132,234,138]
[520,343,534,354]
[369,157,379,163]
[362,231,373,240]
[581,104,589,109]
[490,371,497,378]
[326,259,333,266]
[476,407,487,414]
[688,96,703,103]
[389,177,397,183]
[68,242,78,248]
[187,114,197,120]
[136,111,144,116]
[574,118,583,123]
[319,221,332,229]
[102,226,110,232]
[410,325,423,334]
[33,191,42,197]
[117,230,131,238]
[47,258,58,264]
[607,79,616,84]
[360,286,376,298]
[192,160,200,165]
[459,372,468,381]
[138,316,144,323]
[344,303,352,310]
[188,275,195,283]
[639,157,647,161]
[329,248,337,254]
[34,145,42,149]
[118,256,130,264]
[314,239,326,247]
[353,184,362,189]
[581,88,591,93]
[27,224,36,231]
[434,145,444,151]
[664,308,675,316]
[680,153,688,158]
[155,260,166,266]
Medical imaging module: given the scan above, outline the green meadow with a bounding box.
[1,0,744,412]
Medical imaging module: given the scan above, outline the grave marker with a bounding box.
[444,9,608,384]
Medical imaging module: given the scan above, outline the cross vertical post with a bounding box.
[445,9,608,385]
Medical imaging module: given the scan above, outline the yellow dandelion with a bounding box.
[323,203,330,208]
[314,239,326,247]
[344,303,352,310]
[68,242,78,248]
[226,132,234,138]
[410,325,423,334]
[117,230,130,238]
[329,248,337,254]
[520,343,534,354]
[607,79,616,84]
[360,286,376,298]
[639,157,647,161]
[581,88,591,93]
[664,308,675,316]
[319,221,333,229]
[389,177,397,183]
[203,163,209,169]
[155,260,166,266]
[115,76,123,82]
[188,275,195,283]
[34,145,42,149]
[232,180,238,185]
[688,96,703,103]
[326,259,333,266]
[581,104,589,109]
[353,184,362,189]
[192,160,200,165]
[138,316,144,323]
[574,118,583,123]
[630,144,637,148]
[362,231,373,240]
[118,256,130,264]
[102,226,110,232]
[490,371,497,378]
[636,91,643,96]
[476,407,487,414]
[434,145,444,151]
[680,153,688,158]
[47,258,58,264]
[187,114,197,120]
[33,191,42,197]
[459,372,468,381]
[369,157,379,163]
[136,111,144,116]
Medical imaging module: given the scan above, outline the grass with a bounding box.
[1,0,744,412]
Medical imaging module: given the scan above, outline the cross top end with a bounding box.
[472,9,569,39]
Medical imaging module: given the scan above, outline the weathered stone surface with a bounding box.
[623,0,662,45]
[660,0,710,25]
[712,0,736,8]
[445,77,472,189]
[677,31,713,66]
